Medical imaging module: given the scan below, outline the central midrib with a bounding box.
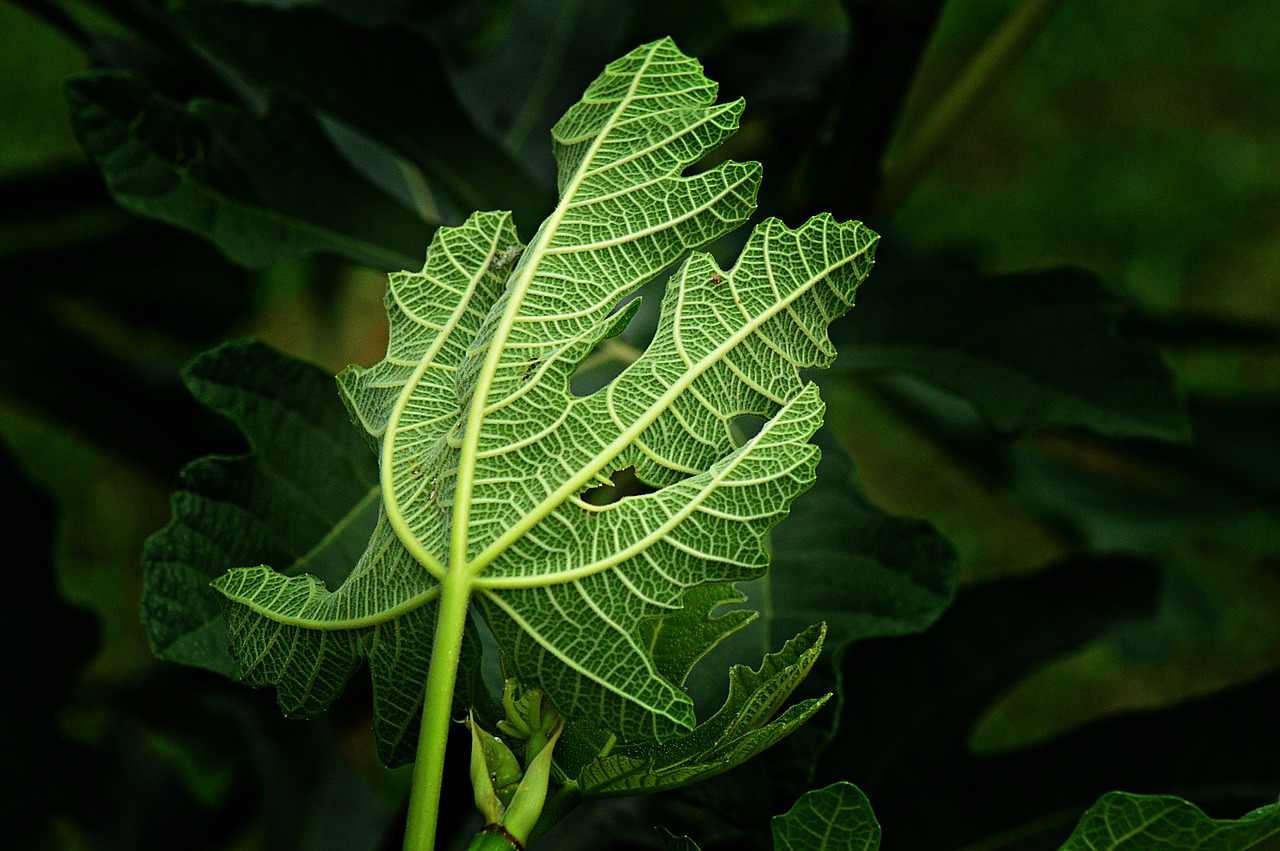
[451,43,664,580]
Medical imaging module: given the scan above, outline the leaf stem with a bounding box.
[875,0,1066,212]
[403,570,472,851]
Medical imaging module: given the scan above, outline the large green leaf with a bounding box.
[212,38,877,748]
[1060,793,1280,850]
[66,71,433,269]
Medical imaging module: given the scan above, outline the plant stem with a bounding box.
[875,0,1066,212]
[403,570,473,851]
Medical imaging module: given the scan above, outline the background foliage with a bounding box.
[2,0,1277,848]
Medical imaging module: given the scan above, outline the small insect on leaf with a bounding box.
[711,272,722,285]
[490,244,524,270]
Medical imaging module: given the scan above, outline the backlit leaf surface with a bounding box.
[211,38,877,750]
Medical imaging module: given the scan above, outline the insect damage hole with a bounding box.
[579,466,656,508]
[730,414,767,447]
[570,289,656,398]
[520,354,542,383]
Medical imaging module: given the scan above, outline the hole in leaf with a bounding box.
[570,279,664,397]
[730,414,767,446]
[579,465,656,506]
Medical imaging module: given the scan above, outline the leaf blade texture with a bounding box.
[568,623,831,797]
[213,37,877,748]
[1059,793,1280,850]
[771,782,882,851]
[141,341,381,679]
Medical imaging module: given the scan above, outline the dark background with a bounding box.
[2,1,1278,849]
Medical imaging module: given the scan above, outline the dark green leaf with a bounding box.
[175,0,551,230]
[643,582,756,688]
[835,266,1191,441]
[1060,793,1280,850]
[771,782,881,851]
[140,341,380,678]
[445,0,632,183]
[66,71,433,269]
[763,426,958,650]
[143,341,492,764]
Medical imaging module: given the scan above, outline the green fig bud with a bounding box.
[467,711,523,823]
[500,718,564,845]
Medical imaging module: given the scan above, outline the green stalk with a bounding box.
[403,570,473,851]
[876,0,1067,212]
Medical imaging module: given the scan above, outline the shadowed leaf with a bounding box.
[141,341,380,678]
[67,71,433,268]
[175,0,550,229]
[835,267,1190,441]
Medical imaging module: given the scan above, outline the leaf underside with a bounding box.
[569,623,831,797]
[211,37,878,754]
